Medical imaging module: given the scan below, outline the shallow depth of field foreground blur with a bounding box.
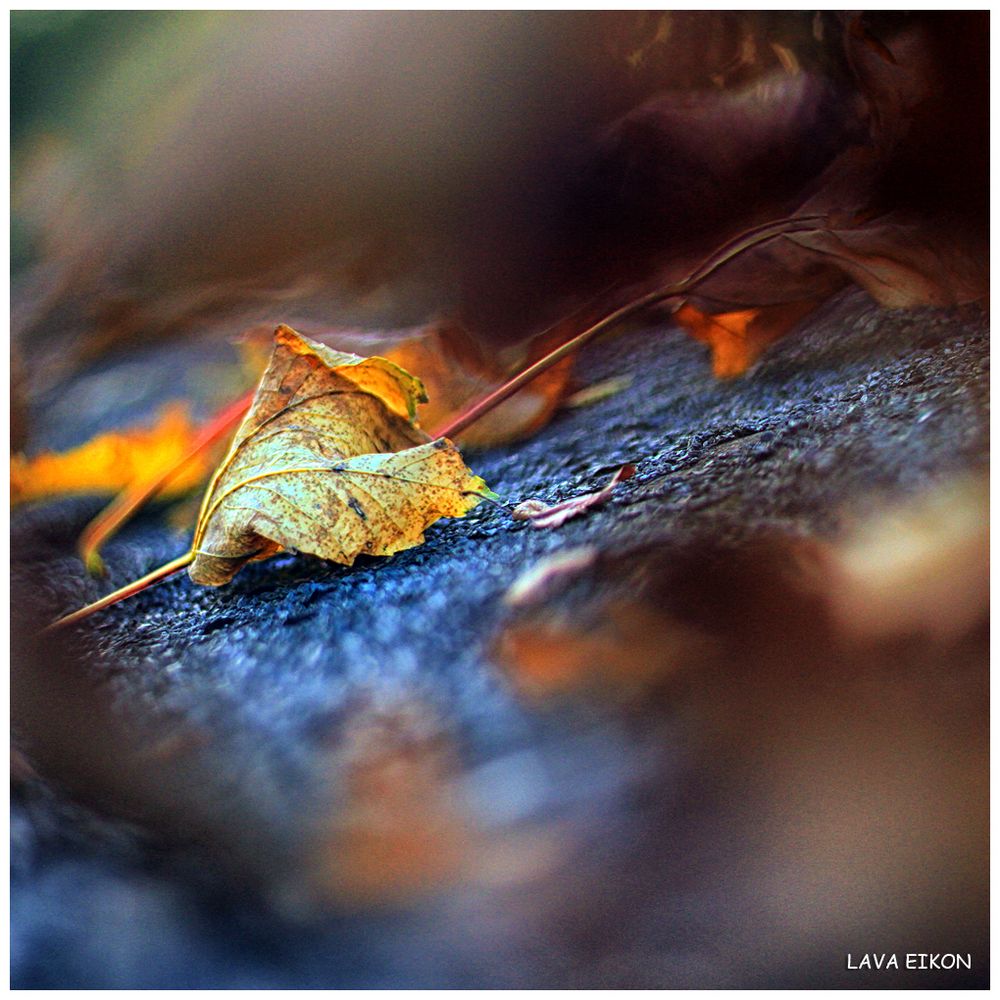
[10,12,988,988]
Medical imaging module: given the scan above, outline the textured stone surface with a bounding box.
[11,291,989,987]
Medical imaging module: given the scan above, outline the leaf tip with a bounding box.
[471,482,502,505]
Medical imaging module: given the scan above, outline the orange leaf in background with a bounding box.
[10,403,210,505]
[384,322,576,448]
[673,305,760,378]
[77,390,254,575]
[497,476,987,702]
[308,700,567,903]
[674,300,819,377]
[497,603,715,699]
[310,704,474,904]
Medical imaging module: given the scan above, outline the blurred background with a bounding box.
[12,11,987,392]
[11,11,989,989]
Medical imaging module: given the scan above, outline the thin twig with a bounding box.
[45,552,195,633]
[432,214,825,440]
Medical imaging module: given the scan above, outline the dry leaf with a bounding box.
[383,322,575,448]
[663,18,986,373]
[309,703,474,904]
[681,212,984,350]
[497,602,716,698]
[494,535,824,700]
[10,403,208,505]
[674,300,820,377]
[307,700,567,904]
[785,221,985,309]
[503,547,599,608]
[188,325,493,586]
[847,15,898,66]
[512,464,636,529]
[497,476,988,701]
[829,475,988,642]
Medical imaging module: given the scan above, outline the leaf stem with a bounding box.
[44,551,194,633]
[432,214,826,441]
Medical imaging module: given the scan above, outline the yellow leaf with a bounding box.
[10,403,208,505]
[188,325,492,586]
